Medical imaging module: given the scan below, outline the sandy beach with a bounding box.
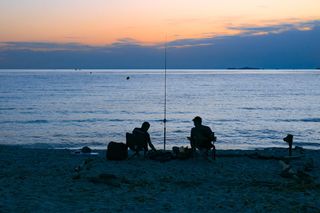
[1,145,319,213]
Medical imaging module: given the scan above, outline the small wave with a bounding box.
[240,107,263,110]
[294,142,320,147]
[0,119,49,124]
[270,107,284,111]
[62,118,108,123]
[240,107,284,111]
[20,111,36,115]
[149,119,170,122]
[255,129,281,134]
[172,111,193,114]
[56,110,110,115]
[278,118,320,123]
[109,119,124,122]
[215,119,241,122]
[120,110,134,114]
[62,118,127,123]
[52,134,67,137]
[25,119,49,124]
[173,130,185,133]
[0,107,16,110]
[85,141,106,146]
[300,118,320,122]
[22,143,55,149]
[168,120,190,124]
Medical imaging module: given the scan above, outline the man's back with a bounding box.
[132,127,150,145]
[191,125,213,149]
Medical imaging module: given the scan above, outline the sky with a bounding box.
[0,0,320,68]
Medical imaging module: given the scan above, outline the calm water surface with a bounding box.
[0,69,319,149]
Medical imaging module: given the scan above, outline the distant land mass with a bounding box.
[227,67,262,70]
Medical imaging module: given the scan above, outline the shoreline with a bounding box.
[5,142,320,152]
[1,145,319,212]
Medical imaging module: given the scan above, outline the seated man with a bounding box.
[188,116,216,159]
[127,122,156,157]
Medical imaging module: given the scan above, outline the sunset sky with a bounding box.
[1,0,320,45]
[0,0,319,68]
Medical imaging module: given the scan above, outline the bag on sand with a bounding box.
[172,146,193,160]
[107,142,128,160]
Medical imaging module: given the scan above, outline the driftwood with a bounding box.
[279,159,314,183]
[72,158,95,180]
[87,173,122,187]
[247,146,305,161]
[248,153,304,160]
[216,151,304,160]
[215,146,305,160]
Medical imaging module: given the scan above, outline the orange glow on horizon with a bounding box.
[0,0,319,45]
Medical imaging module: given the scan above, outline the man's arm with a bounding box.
[148,141,156,151]
[146,134,156,151]
[189,128,196,150]
[206,126,216,142]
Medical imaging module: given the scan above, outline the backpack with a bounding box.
[106,142,128,160]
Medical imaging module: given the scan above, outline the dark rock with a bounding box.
[81,146,92,153]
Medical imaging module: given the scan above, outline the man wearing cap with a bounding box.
[188,116,216,157]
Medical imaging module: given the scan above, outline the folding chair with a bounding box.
[126,132,148,159]
[188,132,217,160]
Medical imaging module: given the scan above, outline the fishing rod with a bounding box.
[163,37,167,150]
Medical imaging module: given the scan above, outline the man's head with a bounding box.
[192,116,202,127]
[141,121,150,131]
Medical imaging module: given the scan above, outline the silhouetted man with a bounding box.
[132,122,156,152]
[188,116,215,157]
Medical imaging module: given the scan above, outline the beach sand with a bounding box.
[0,145,319,212]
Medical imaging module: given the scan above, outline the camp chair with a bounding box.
[210,139,216,160]
[209,133,217,160]
[188,132,217,160]
[126,132,148,158]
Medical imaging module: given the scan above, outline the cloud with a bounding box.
[0,42,94,52]
[165,19,320,49]
[0,37,154,53]
[227,19,320,36]
[0,40,164,69]
[112,38,141,45]
[169,43,213,49]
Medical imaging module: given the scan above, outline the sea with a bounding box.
[0,69,319,150]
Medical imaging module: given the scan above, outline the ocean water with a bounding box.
[0,69,319,150]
